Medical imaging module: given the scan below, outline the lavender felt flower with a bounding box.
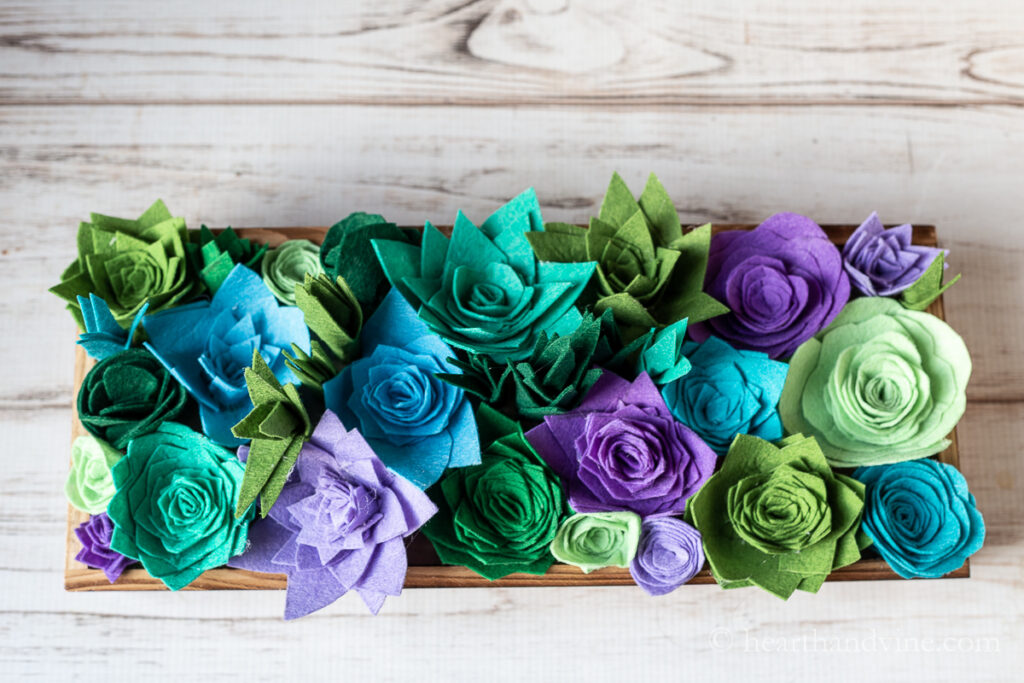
[630,516,704,596]
[689,213,850,359]
[526,372,716,517]
[229,410,437,619]
[74,513,134,583]
[843,212,944,297]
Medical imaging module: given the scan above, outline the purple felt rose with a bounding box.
[630,516,704,596]
[689,213,850,359]
[526,372,716,517]
[229,410,437,619]
[842,212,944,297]
[74,513,134,583]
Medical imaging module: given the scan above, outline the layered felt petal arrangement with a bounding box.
[57,181,981,615]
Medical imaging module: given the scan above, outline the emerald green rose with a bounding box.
[64,434,122,514]
[107,422,253,590]
[780,297,971,467]
[422,405,570,579]
[261,239,324,305]
[687,434,867,598]
[550,511,641,573]
[50,200,200,329]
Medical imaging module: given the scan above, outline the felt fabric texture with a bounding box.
[900,251,961,311]
[422,405,570,580]
[74,513,135,583]
[842,212,945,297]
[629,516,705,596]
[261,239,324,305]
[228,410,437,618]
[77,348,188,450]
[526,372,716,517]
[320,212,416,314]
[661,336,788,455]
[779,297,971,467]
[686,434,867,599]
[75,293,148,360]
[64,434,123,514]
[373,188,596,361]
[283,273,363,390]
[634,318,691,385]
[528,172,727,338]
[232,350,312,518]
[50,199,200,330]
[142,264,310,446]
[853,459,984,579]
[187,225,268,295]
[107,422,253,591]
[323,289,479,489]
[689,212,850,359]
[550,511,641,573]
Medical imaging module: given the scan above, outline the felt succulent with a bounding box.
[50,200,200,329]
[75,294,148,361]
[527,172,727,339]
[187,225,268,295]
[282,273,363,391]
[261,239,324,305]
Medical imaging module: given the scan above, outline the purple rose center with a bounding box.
[726,257,810,333]
[290,469,382,546]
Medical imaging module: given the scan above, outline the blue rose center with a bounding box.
[198,306,282,409]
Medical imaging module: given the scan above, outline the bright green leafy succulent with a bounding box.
[187,225,268,294]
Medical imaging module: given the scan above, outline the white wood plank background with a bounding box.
[1,1,1022,681]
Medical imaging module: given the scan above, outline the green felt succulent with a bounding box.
[232,351,312,517]
[187,225,268,294]
[283,273,363,391]
[900,251,961,311]
[527,172,727,339]
[50,200,200,329]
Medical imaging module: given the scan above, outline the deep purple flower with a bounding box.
[630,516,704,596]
[229,410,436,619]
[842,212,944,297]
[74,513,134,583]
[526,372,716,517]
[689,213,850,359]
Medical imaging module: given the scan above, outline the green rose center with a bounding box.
[727,464,833,554]
[107,250,164,310]
[461,459,559,552]
[603,238,654,294]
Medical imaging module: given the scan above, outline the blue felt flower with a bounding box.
[76,293,148,360]
[323,289,480,488]
[853,459,984,578]
[143,264,309,446]
[661,336,788,455]
[372,188,596,362]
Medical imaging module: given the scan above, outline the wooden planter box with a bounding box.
[64,224,968,591]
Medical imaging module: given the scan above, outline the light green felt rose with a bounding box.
[550,511,642,573]
[261,239,324,305]
[780,297,970,467]
[64,435,123,514]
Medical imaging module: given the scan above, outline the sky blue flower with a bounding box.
[373,188,596,361]
[854,459,984,578]
[143,264,309,446]
[76,293,148,360]
[662,336,788,455]
[323,288,480,488]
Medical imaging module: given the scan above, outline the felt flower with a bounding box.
[324,289,479,489]
[526,372,716,517]
[630,517,705,596]
[635,318,691,385]
[187,225,267,295]
[77,348,188,450]
[550,511,641,573]
[75,293,148,361]
[229,411,437,618]
[661,336,788,455]
[283,273,363,390]
[689,212,850,359]
[374,188,596,361]
[74,513,134,583]
[528,172,727,337]
[320,212,416,313]
[50,200,200,329]
[853,459,984,579]
[64,435,122,514]
[686,434,867,598]
[900,251,961,312]
[842,212,945,297]
[261,239,324,305]
[780,297,971,467]
[107,423,253,590]
[422,405,570,580]
[143,264,310,446]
